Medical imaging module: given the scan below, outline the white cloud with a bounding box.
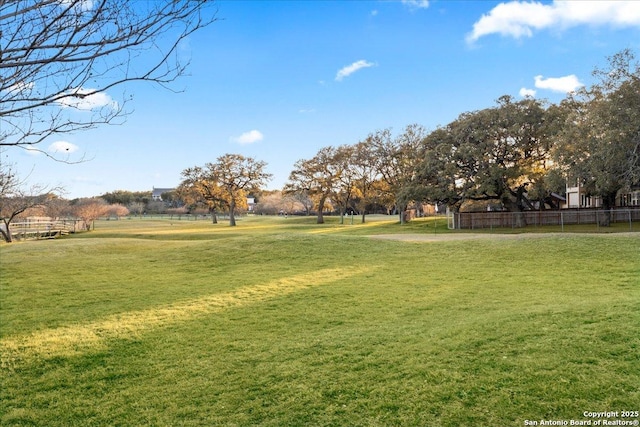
[5,81,35,95]
[467,1,640,43]
[519,87,537,97]
[59,0,94,11]
[48,140,80,153]
[534,74,583,93]
[56,87,117,110]
[402,0,430,10]
[232,130,264,145]
[371,9,378,17]
[335,60,375,81]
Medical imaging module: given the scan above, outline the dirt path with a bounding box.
[369,232,640,242]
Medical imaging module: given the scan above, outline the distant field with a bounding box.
[1,216,639,426]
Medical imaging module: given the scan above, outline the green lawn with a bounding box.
[1,216,639,426]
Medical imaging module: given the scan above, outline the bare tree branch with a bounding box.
[1,0,217,150]
[0,160,63,242]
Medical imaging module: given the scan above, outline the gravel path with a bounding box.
[369,232,640,242]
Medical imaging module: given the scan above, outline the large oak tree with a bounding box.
[285,146,342,224]
[370,126,426,224]
[554,49,640,225]
[181,154,272,226]
[414,96,562,226]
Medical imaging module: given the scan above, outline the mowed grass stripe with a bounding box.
[1,218,639,426]
[1,266,373,369]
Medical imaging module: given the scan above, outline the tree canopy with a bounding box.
[554,49,640,223]
[285,146,342,224]
[3,49,638,229]
[284,50,638,226]
[180,154,272,226]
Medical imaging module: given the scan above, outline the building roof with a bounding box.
[152,187,175,200]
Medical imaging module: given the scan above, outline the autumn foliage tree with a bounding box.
[285,146,342,224]
[179,166,226,224]
[330,145,357,224]
[370,126,426,224]
[351,140,383,224]
[180,154,272,226]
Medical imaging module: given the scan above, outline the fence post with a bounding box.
[561,211,564,232]
[610,209,613,228]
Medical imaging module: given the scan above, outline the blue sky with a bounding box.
[7,0,640,199]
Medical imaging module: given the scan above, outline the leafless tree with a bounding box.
[284,189,313,216]
[127,201,145,217]
[71,198,109,230]
[106,203,129,219]
[0,0,217,154]
[0,162,60,242]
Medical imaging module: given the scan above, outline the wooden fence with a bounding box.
[448,208,640,230]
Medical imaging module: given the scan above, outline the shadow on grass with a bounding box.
[73,232,244,241]
[1,266,375,370]
[70,215,638,243]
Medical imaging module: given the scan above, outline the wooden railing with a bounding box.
[3,219,85,241]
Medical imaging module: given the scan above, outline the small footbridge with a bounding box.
[3,219,84,241]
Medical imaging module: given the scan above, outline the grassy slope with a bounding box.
[1,217,639,426]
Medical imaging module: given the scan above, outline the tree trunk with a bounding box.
[513,211,526,228]
[599,192,617,226]
[209,208,218,224]
[337,204,347,224]
[361,211,366,224]
[316,196,326,224]
[398,203,407,225]
[229,200,236,226]
[1,220,13,243]
[502,195,527,228]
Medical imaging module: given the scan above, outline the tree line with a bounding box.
[179,51,638,228]
[4,2,634,238]
[282,49,640,226]
[1,50,638,240]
